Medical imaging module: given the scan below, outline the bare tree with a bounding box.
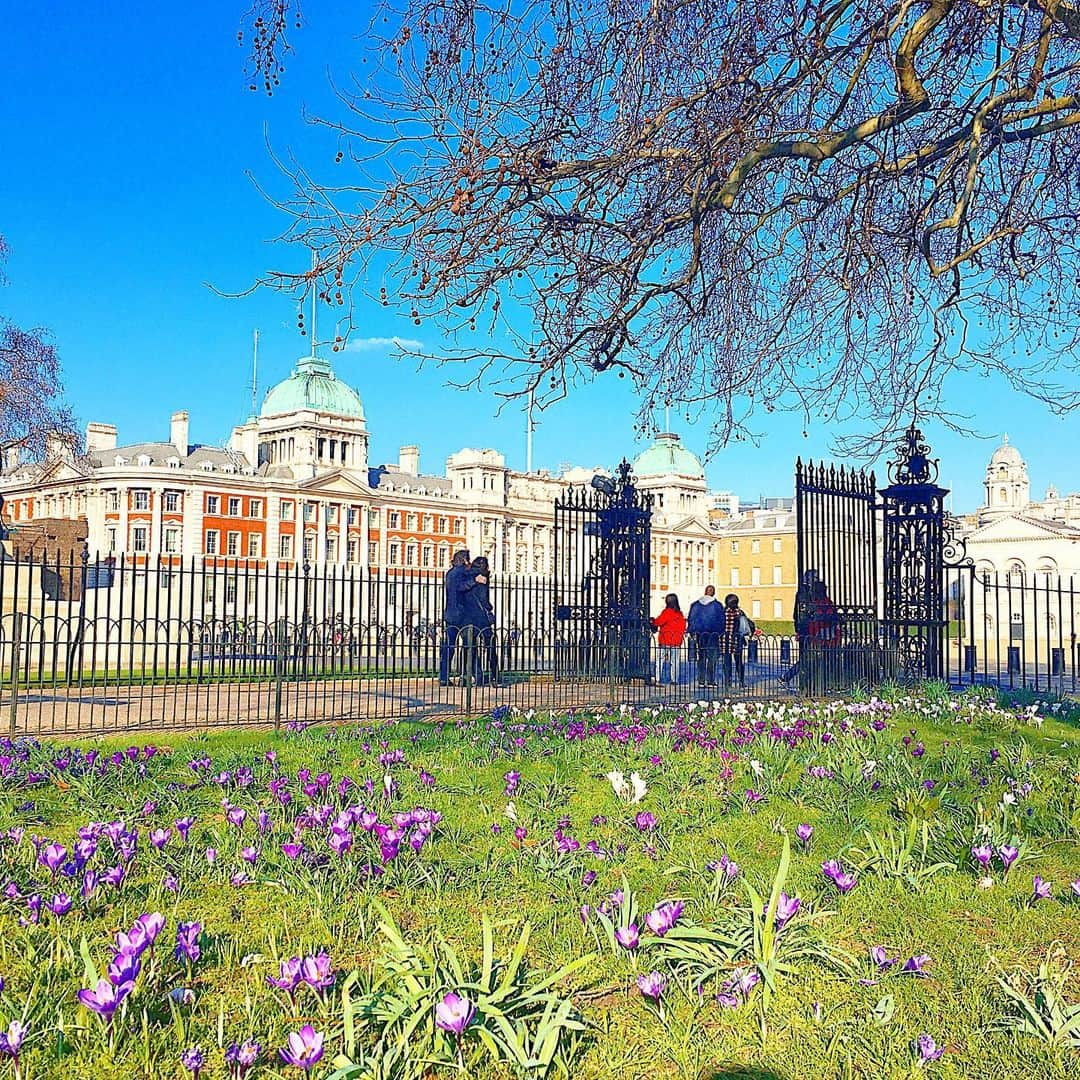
[243,1,1080,451]
[0,236,79,462]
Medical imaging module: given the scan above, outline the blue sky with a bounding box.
[1,0,1075,511]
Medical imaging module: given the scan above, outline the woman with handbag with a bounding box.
[719,593,754,689]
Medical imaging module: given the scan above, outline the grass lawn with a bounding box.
[0,684,1078,1078]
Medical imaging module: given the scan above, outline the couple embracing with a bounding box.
[439,549,500,686]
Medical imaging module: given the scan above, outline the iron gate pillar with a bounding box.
[879,426,949,680]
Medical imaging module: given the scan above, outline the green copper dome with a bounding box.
[633,432,704,479]
[260,355,366,421]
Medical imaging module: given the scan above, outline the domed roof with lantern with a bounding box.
[989,434,1024,468]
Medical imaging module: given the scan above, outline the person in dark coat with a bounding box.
[439,548,481,685]
[462,555,499,685]
[719,593,753,689]
[687,585,725,686]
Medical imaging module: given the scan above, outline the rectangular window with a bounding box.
[421,545,431,567]
[203,578,216,606]
[347,507,357,525]
[327,504,339,524]
[107,526,117,553]
[326,537,337,561]
[206,495,220,515]
[731,540,739,554]
[132,490,149,511]
[389,542,400,565]
[751,599,761,618]
[751,567,761,586]
[279,534,293,560]
[303,534,314,560]
[247,534,261,558]
[347,539,358,563]
[438,516,447,533]
[163,492,180,512]
[407,513,417,530]
[131,525,148,552]
[108,491,120,512]
[751,539,760,554]
[437,547,447,568]
[388,511,400,529]
[368,541,377,563]
[368,509,379,526]
[228,497,241,516]
[773,565,782,585]
[405,543,417,566]
[205,530,219,554]
[774,599,783,618]
[225,577,237,605]
[730,567,740,587]
[227,531,240,556]
[163,527,180,554]
[279,500,294,520]
[303,502,315,522]
[772,538,782,553]
[250,499,263,518]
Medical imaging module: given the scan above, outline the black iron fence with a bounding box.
[0,550,1077,736]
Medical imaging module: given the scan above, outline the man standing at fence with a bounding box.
[687,584,724,687]
[439,549,486,686]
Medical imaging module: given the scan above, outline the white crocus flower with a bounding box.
[749,759,764,778]
[606,770,628,801]
[504,801,518,821]
[628,772,647,804]
[862,760,878,778]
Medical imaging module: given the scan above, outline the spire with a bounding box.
[296,250,333,377]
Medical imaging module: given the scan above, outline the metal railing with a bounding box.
[3,550,1074,736]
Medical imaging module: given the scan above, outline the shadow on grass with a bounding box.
[702,1069,791,1080]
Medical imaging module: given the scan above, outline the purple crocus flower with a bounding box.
[634,811,657,832]
[300,952,335,995]
[636,971,667,999]
[175,817,194,841]
[78,977,132,1019]
[503,770,521,796]
[871,946,897,969]
[267,956,303,995]
[281,842,303,860]
[795,823,813,844]
[1032,876,1052,901]
[833,871,857,893]
[108,950,141,988]
[279,1025,324,1071]
[227,807,247,830]
[435,992,476,1036]
[241,845,259,864]
[205,848,217,865]
[614,924,640,950]
[0,1019,25,1064]
[181,1046,205,1077]
[902,954,931,975]
[150,828,171,849]
[821,860,842,882]
[774,891,801,930]
[645,901,684,937]
[49,892,73,917]
[971,844,993,868]
[915,1033,944,1064]
[175,922,201,964]
[998,845,1019,872]
[40,842,67,875]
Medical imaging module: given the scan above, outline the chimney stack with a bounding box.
[171,411,189,457]
[3,446,19,472]
[398,445,420,476]
[86,422,118,454]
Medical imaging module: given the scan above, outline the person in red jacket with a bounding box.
[651,593,687,684]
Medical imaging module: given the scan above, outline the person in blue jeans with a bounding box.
[687,585,725,686]
[439,549,485,685]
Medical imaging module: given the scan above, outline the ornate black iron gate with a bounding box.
[795,425,971,685]
[554,460,652,679]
